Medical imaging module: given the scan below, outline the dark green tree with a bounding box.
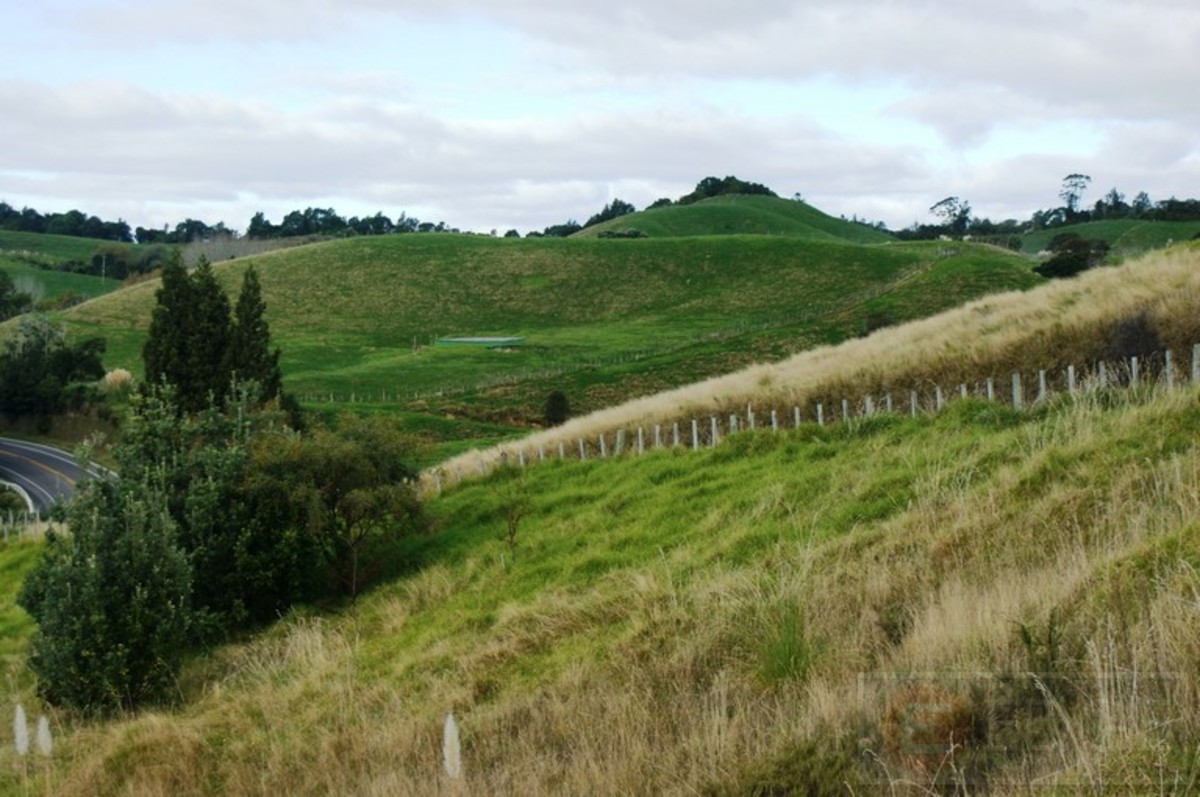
[225,267,282,401]
[0,315,105,421]
[543,390,570,426]
[186,257,232,409]
[142,252,195,398]
[18,474,193,713]
[0,269,33,321]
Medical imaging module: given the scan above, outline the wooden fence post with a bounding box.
[711,417,719,447]
[910,391,918,417]
[935,385,944,410]
[1038,370,1047,403]
[816,403,824,427]
[1012,372,1022,409]
[841,399,850,424]
[793,407,801,428]
[691,419,699,451]
[1068,365,1076,396]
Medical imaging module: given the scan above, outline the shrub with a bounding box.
[543,390,571,427]
[18,477,193,713]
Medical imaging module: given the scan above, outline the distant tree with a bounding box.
[503,229,521,238]
[543,390,570,426]
[1034,234,1110,279]
[541,220,583,238]
[246,211,279,239]
[929,196,972,236]
[0,315,105,421]
[647,197,673,210]
[584,198,636,228]
[0,269,33,321]
[1059,173,1092,218]
[1130,191,1153,218]
[677,176,777,205]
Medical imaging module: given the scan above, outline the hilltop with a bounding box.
[573,194,893,243]
[3,244,1199,794]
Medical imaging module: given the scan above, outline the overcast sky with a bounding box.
[2,0,1197,236]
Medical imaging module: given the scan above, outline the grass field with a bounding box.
[54,232,1041,443]
[1020,218,1200,257]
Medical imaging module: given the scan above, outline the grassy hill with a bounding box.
[53,232,1039,453]
[3,246,1200,794]
[0,231,120,306]
[1020,218,1200,257]
[574,194,893,243]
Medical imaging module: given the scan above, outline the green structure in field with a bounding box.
[435,336,526,350]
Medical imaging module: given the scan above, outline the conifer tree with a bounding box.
[142,252,193,397]
[225,266,282,401]
[186,257,232,409]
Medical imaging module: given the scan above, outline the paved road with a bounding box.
[0,437,105,515]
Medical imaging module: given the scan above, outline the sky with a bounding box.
[1,0,1198,236]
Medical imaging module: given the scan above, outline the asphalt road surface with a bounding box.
[0,437,104,515]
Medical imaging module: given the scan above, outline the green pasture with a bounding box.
[1020,219,1200,256]
[56,233,1040,432]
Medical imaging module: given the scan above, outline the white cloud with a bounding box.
[2,1,1196,233]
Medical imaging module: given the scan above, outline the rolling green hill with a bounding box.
[0,230,128,306]
[53,232,1040,451]
[4,246,1200,795]
[575,194,893,243]
[1020,218,1200,257]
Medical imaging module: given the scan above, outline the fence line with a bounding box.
[425,343,1200,496]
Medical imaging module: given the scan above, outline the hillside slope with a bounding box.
[5,273,1200,792]
[53,233,1037,445]
[574,194,893,243]
[443,244,1200,479]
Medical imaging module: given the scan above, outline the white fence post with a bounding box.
[935,385,944,410]
[1193,344,1200,383]
[960,383,968,400]
[1098,361,1108,389]
[1012,372,1022,409]
[910,390,918,417]
[1068,365,1077,396]
[986,378,995,402]
[579,439,587,460]
[1166,350,1175,391]
[691,419,699,450]
[711,417,719,447]
[1038,370,1047,403]
[841,399,850,424]
[793,406,801,428]
[637,427,644,455]
[1130,356,1139,389]
[816,403,825,427]
[599,434,608,458]
[771,409,778,431]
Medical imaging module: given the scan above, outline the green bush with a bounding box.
[18,478,193,713]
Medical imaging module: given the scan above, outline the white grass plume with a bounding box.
[35,715,51,757]
[12,703,28,756]
[442,712,462,779]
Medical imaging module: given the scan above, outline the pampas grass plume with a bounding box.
[442,712,462,779]
[12,703,28,756]
[35,715,51,757]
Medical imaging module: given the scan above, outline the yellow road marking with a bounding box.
[0,449,77,487]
